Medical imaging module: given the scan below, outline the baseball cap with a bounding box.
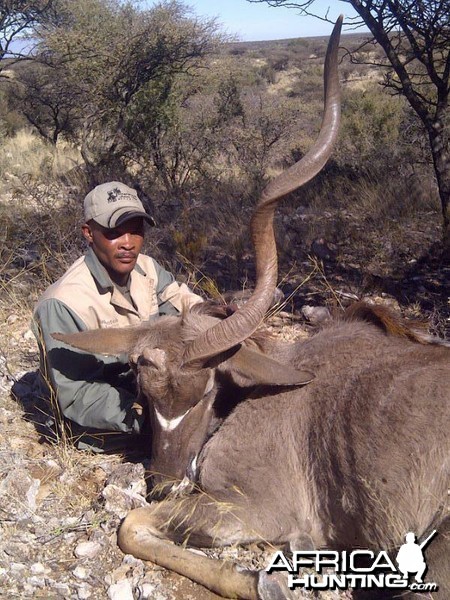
[83,182,156,228]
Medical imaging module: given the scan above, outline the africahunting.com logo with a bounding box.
[266,531,438,593]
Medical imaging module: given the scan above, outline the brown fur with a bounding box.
[343,302,430,344]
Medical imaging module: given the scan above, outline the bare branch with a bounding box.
[0,1,54,66]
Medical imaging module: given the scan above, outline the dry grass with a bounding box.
[0,136,90,491]
[0,129,82,193]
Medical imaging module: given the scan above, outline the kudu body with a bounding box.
[54,18,449,600]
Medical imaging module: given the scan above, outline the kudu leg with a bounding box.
[118,499,265,599]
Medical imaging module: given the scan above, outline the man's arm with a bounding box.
[153,259,203,315]
[33,299,142,433]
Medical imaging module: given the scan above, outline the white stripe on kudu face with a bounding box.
[154,371,215,432]
[154,408,191,432]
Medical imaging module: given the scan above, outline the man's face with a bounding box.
[82,217,145,285]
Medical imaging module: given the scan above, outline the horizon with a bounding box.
[3,0,369,58]
[144,0,368,42]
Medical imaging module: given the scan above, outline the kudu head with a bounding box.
[53,16,342,493]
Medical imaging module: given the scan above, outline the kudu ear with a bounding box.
[220,346,314,387]
[51,327,143,356]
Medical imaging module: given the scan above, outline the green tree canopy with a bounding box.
[35,0,220,177]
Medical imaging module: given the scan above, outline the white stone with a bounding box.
[122,554,143,566]
[63,516,80,527]
[0,470,40,519]
[73,565,89,580]
[77,583,92,599]
[139,582,156,599]
[74,541,102,559]
[30,563,47,575]
[107,579,134,600]
[27,575,45,587]
[102,484,148,519]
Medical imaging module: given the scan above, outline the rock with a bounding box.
[77,583,93,599]
[73,565,89,580]
[30,562,48,575]
[139,582,157,599]
[22,583,36,595]
[0,407,14,424]
[301,305,331,325]
[102,484,148,519]
[74,541,102,559]
[53,583,71,597]
[89,529,111,545]
[107,579,134,600]
[106,564,131,585]
[10,562,26,574]
[0,468,40,519]
[23,329,35,341]
[123,554,145,582]
[62,516,80,528]
[106,462,146,493]
[122,553,144,567]
[27,575,46,587]
[97,460,116,476]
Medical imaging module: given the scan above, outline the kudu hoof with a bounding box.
[258,570,297,600]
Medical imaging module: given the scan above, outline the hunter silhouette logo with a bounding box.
[266,530,439,592]
[396,530,436,583]
[107,188,122,203]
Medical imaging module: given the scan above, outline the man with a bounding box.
[33,181,203,451]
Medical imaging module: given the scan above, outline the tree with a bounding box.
[0,1,54,75]
[9,62,81,143]
[249,0,450,254]
[36,0,220,181]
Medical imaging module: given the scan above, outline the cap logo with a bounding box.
[106,188,137,204]
[107,188,123,203]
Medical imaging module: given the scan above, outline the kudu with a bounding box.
[54,17,449,600]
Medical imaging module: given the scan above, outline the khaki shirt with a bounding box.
[33,248,202,436]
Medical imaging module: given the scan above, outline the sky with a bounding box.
[144,0,363,41]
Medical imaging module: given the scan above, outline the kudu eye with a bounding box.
[129,353,157,369]
[137,355,158,368]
